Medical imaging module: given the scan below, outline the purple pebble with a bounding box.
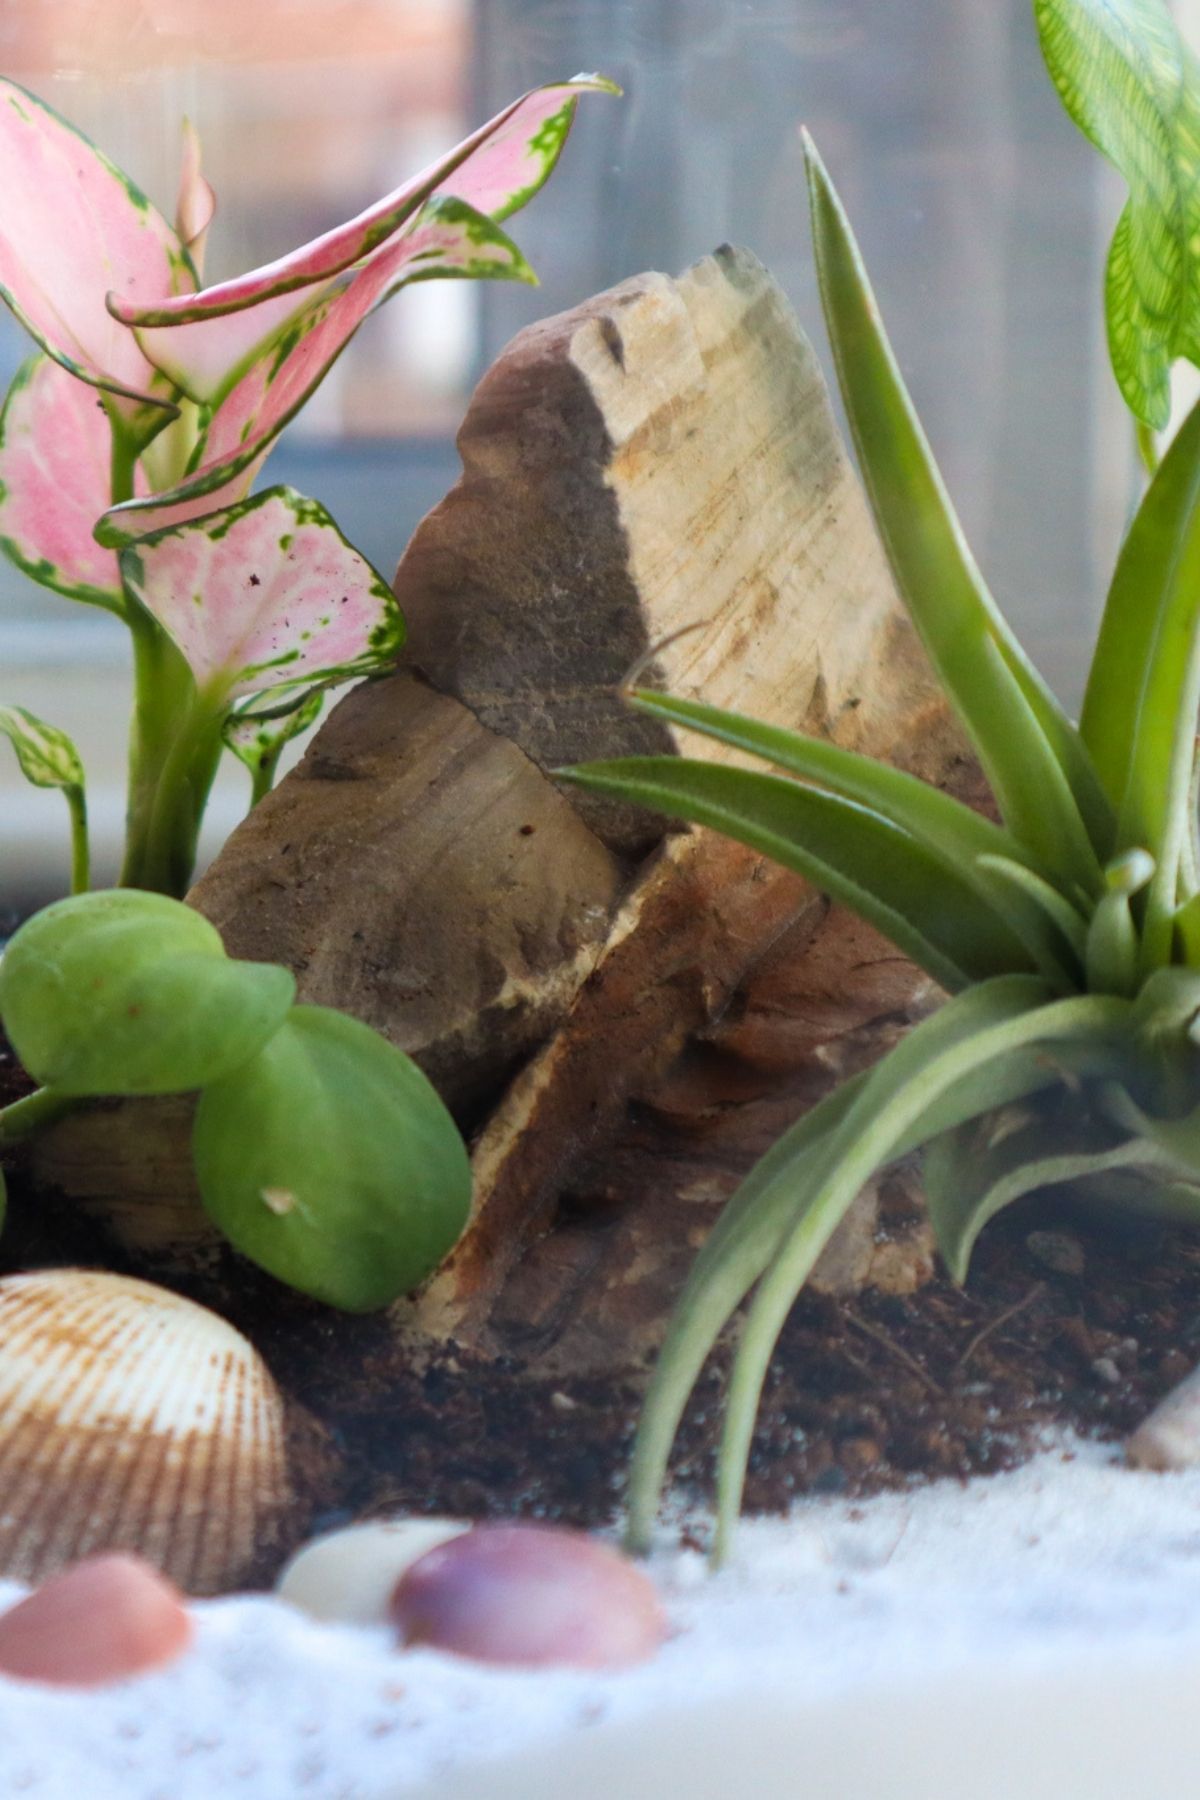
[390,1522,666,1669]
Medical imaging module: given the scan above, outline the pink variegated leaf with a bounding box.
[0,79,192,441]
[116,75,618,404]
[117,485,404,703]
[224,682,325,773]
[98,198,533,545]
[176,119,216,278]
[0,355,133,611]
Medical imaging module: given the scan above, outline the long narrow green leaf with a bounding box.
[626,990,1123,1550]
[1082,397,1200,823]
[924,1105,1152,1283]
[709,978,1131,1561]
[804,133,1114,868]
[1034,0,1200,429]
[626,688,1083,987]
[560,758,1035,992]
[625,1074,866,1554]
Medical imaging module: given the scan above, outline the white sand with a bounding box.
[4,1433,1200,1798]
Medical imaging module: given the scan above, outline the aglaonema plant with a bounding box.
[0,74,615,1306]
[563,0,1200,1561]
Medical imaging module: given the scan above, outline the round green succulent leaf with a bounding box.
[0,889,295,1094]
[192,1004,472,1311]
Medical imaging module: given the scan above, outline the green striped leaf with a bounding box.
[1034,0,1200,429]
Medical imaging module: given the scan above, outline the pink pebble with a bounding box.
[391,1522,666,1669]
[0,1553,193,1687]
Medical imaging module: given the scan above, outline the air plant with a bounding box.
[563,0,1200,1560]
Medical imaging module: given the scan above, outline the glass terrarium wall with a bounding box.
[0,0,1136,910]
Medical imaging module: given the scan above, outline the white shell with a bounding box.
[276,1517,467,1624]
[1128,1363,1200,1471]
[0,1268,290,1594]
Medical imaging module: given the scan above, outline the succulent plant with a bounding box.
[564,0,1200,1562]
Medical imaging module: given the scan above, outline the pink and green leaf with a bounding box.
[175,118,216,278]
[0,79,192,436]
[116,485,404,703]
[224,683,325,772]
[98,198,534,543]
[0,354,138,611]
[118,76,617,405]
[113,76,614,332]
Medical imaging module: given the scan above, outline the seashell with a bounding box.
[277,1517,468,1624]
[0,1552,193,1686]
[391,1522,668,1668]
[1127,1361,1200,1471]
[0,1269,290,1594]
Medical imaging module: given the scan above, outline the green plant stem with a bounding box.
[0,1085,76,1146]
[119,606,201,893]
[249,742,285,809]
[65,784,89,895]
[1137,418,1160,477]
[128,693,225,897]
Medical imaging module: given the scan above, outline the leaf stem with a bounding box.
[1137,418,1161,478]
[65,784,89,894]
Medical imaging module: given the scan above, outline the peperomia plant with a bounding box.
[0,73,614,1304]
[564,0,1200,1560]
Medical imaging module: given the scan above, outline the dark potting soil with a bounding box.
[4,1021,1200,1560]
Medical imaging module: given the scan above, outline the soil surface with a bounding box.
[5,1020,1199,1561]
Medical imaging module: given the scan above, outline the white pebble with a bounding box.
[276,1518,467,1624]
[1128,1364,1200,1471]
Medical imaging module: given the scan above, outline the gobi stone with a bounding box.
[277,1518,467,1625]
[0,1554,192,1686]
[391,1524,666,1669]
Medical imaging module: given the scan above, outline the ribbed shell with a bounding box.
[0,1269,290,1595]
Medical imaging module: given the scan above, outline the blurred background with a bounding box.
[0,0,1182,911]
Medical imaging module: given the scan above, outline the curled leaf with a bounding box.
[100,200,536,543]
[224,684,325,775]
[193,1005,472,1310]
[175,119,215,278]
[117,485,403,703]
[0,702,84,791]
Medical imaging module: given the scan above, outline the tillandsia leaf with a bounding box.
[1082,395,1200,822]
[974,855,1090,961]
[924,1101,1157,1284]
[112,76,618,403]
[561,757,1040,991]
[193,1005,472,1311]
[625,689,1084,987]
[175,119,215,279]
[116,485,403,704]
[627,980,1127,1551]
[0,356,130,611]
[1085,849,1156,995]
[707,977,1133,1559]
[1034,0,1200,430]
[1091,1080,1200,1185]
[0,702,83,792]
[803,132,1114,871]
[98,199,537,545]
[0,890,295,1096]
[625,1074,867,1554]
[0,78,191,440]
